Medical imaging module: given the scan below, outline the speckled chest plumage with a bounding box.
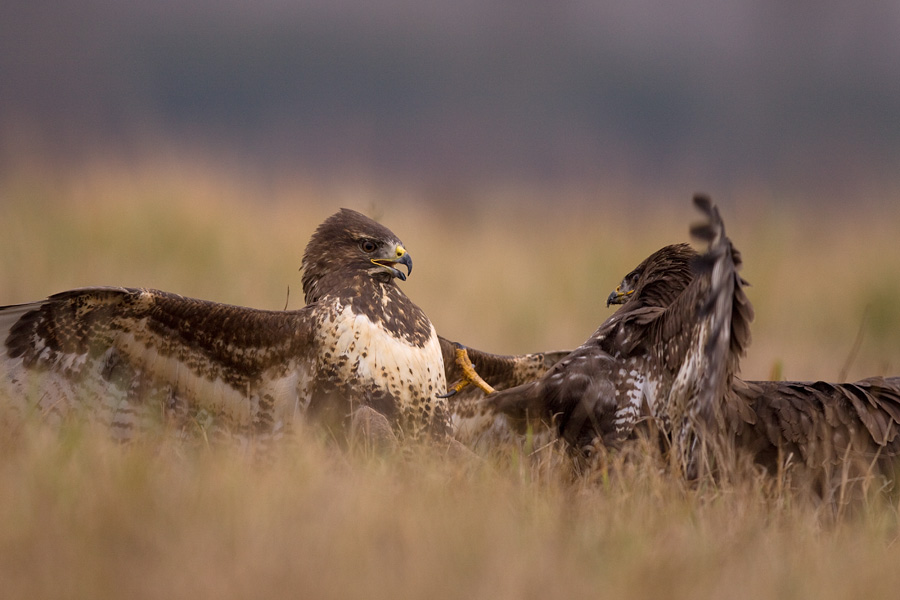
[306,288,450,440]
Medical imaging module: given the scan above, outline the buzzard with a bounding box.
[0,209,450,444]
[465,195,900,500]
[610,249,900,500]
[607,227,900,499]
[445,195,749,464]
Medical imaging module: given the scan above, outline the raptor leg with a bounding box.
[438,344,496,398]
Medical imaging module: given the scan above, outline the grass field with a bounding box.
[2,158,900,598]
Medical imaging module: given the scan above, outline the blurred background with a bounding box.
[3,0,900,195]
[1,0,899,380]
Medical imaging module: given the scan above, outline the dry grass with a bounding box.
[2,422,900,600]
[2,158,900,599]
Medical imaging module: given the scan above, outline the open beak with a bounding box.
[606,286,634,307]
[371,246,413,281]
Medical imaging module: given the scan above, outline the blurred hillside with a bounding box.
[3,1,900,197]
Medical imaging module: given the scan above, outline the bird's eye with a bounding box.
[360,240,378,253]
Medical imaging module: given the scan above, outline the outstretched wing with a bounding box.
[732,376,900,499]
[686,196,754,425]
[1,287,316,439]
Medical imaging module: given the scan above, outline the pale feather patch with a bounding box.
[317,300,447,437]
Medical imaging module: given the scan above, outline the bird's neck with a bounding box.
[308,272,434,347]
[304,270,383,304]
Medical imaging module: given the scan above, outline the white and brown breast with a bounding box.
[305,281,450,440]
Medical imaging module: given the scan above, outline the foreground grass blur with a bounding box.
[2,417,900,599]
[2,159,900,598]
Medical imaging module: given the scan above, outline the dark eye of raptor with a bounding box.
[359,239,378,253]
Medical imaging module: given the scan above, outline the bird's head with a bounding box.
[301,208,413,303]
[606,243,698,310]
[606,269,641,307]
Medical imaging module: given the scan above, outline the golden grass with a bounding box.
[2,422,900,600]
[2,158,900,599]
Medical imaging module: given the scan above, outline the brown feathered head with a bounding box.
[301,209,413,303]
[606,243,698,310]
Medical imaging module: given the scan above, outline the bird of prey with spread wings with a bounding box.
[445,195,748,468]
[608,237,900,500]
[467,195,900,500]
[0,209,452,445]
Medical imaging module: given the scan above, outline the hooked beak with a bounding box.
[606,286,634,307]
[371,246,413,281]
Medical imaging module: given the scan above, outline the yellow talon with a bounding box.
[438,344,496,398]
